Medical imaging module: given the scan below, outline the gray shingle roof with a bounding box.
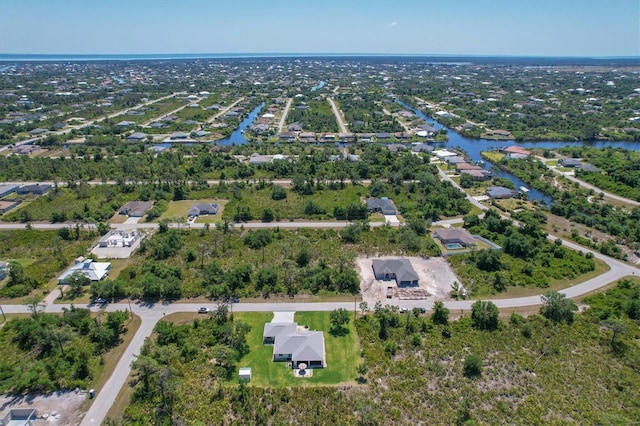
[366,198,398,215]
[371,259,418,283]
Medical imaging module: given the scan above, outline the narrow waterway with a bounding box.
[216,102,265,146]
[396,99,640,205]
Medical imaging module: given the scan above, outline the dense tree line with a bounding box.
[0,307,128,393]
[123,307,250,424]
[448,209,596,294]
[558,146,640,201]
[499,157,640,255]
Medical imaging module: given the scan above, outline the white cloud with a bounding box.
[388,22,397,27]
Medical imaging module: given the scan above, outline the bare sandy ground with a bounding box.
[0,391,86,425]
[356,256,459,304]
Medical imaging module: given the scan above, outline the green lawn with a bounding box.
[234,311,360,387]
[157,199,226,222]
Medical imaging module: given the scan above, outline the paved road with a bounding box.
[546,163,640,207]
[277,98,293,133]
[205,97,245,124]
[327,97,348,133]
[2,237,637,426]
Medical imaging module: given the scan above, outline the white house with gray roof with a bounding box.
[434,228,477,247]
[263,322,326,368]
[372,258,419,287]
[366,198,398,215]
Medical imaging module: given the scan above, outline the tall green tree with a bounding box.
[471,300,499,331]
[431,300,450,325]
[540,291,577,324]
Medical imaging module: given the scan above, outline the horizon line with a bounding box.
[1,52,638,60]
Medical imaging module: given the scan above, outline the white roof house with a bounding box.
[263,322,326,368]
[58,259,111,284]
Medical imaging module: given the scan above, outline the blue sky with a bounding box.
[1,0,638,56]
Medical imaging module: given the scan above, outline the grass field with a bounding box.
[234,311,359,387]
[157,199,226,222]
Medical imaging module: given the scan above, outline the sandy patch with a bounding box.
[0,391,86,425]
[356,256,458,304]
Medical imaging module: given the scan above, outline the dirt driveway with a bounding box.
[356,256,459,304]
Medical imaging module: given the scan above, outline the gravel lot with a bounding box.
[356,256,459,304]
[0,391,86,425]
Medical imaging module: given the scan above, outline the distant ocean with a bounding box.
[0,53,637,66]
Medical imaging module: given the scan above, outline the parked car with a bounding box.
[93,298,107,305]
[197,307,209,314]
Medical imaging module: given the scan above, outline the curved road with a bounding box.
[2,167,639,424]
[546,164,640,207]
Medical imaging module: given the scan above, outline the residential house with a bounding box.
[263,323,298,344]
[188,203,219,217]
[486,186,514,199]
[119,201,153,217]
[263,322,326,368]
[16,184,52,195]
[249,153,272,165]
[456,163,483,172]
[278,132,296,142]
[0,200,21,214]
[273,331,326,368]
[559,158,582,167]
[288,123,303,132]
[434,228,477,247]
[98,230,140,248]
[0,184,18,198]
[116,121,136,127]
[501,146,531,157]
[486,129,512,137]
[459,169,492,180]
[366,198,398,215]
[371,258,419,287]
[356,133,373,142]
[445,156,467,164]
[126,132,148,142]
[375,132,392,141]
[387,144,407,152]
[411,143,434,153]
[58,258,111,284]
[338,133,355,142]
[28,128,48,136]
[299,132,316,142]
[149,122,168,129]
[577,163,601,172]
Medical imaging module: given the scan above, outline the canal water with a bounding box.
[216,102,265,146]
[167,97,638,207]
[311,81,326,91]
[396,100,640,205]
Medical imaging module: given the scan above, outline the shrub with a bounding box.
[464,354,483,378]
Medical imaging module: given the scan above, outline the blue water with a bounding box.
[216,102,265,146]
[396,100,640,205]
[311,81,326,91]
